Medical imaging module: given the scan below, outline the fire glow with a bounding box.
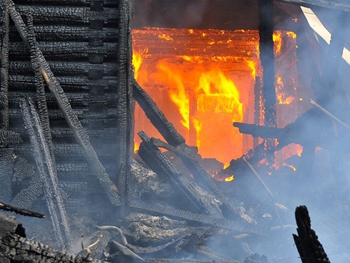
[133,27,300,165]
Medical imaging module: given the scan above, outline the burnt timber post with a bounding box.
[258,0,276,162]
[117,0,134,216]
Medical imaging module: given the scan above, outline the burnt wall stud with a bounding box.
[259,0,276,163]
[117,0,134,216]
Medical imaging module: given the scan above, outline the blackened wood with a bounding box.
[0,233,102,262]
[0,201,45,218]
[152,138,245,220]
[276,0,350,12]
[254,76,261,148]
[0,0,9,131]
[14,5,118,25]
[9,25,118,42]
[233,107,337,149]
[138,131,223,218]
[0,212,26,239]
[292,206,330,263]
[133,83,241,218]
[259,0,276,128]
[117,0,133,215]
[26,8,57,178]
[8,0,121,207]
[133,81,186,147]
[9,42,118,60]
[129,196,268,236]
[20,98,71,248]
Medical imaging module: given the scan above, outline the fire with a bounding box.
[196,69,243,117]
[132,27,299,165]
[132,51,143,80]
[156,62,190,129]
[225,175,234,182]
[276,76,294,105]
[273,31,283,55]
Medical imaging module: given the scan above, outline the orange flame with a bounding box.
[132,28,299,165]
[157,62,190,129]
[273,31,283,55]
[196,69,243,119]
[276,76,294,105]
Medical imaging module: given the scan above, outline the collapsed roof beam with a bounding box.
[275,0,350,12]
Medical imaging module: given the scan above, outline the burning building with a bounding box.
[0,0,350,262]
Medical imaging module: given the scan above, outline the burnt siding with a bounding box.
[3,0,120,211]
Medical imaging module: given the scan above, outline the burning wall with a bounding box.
[133,27,302,166]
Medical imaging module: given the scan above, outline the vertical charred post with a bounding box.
[253,76,261,148]
[293,206,330,263]
[0,0,9,132]
[258,0,276,127]
[258,0,276,163]
[117,0,134,216]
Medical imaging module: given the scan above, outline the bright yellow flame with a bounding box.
[157,63,190,129]
[196,69,243,121]
[276,76,294,105]
[134,141,139,153]
[158,33,173,41]
[193,119,202,148]
[225,175,234,182]
[273,31,283,55]
[132,51,143,80]
[246,59,257,79]
[286,31,297,39]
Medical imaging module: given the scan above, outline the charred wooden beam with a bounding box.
[9,25,118,42]
[26,8,56,172]
[233,106,339,150]
[14,5,118,25]
[133,83,243,219]
[151,138,245,219]
[9,41,118,60]
[129,196,268,236]
[293,206,330,263]
[137,131,223,218]
[8,1,121,207]
[259,0,276,128]
[133,81,185,147]
[20,98,71,249]
[0,201,45,218]
[9,61,118,77]
[116,0,133,215]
